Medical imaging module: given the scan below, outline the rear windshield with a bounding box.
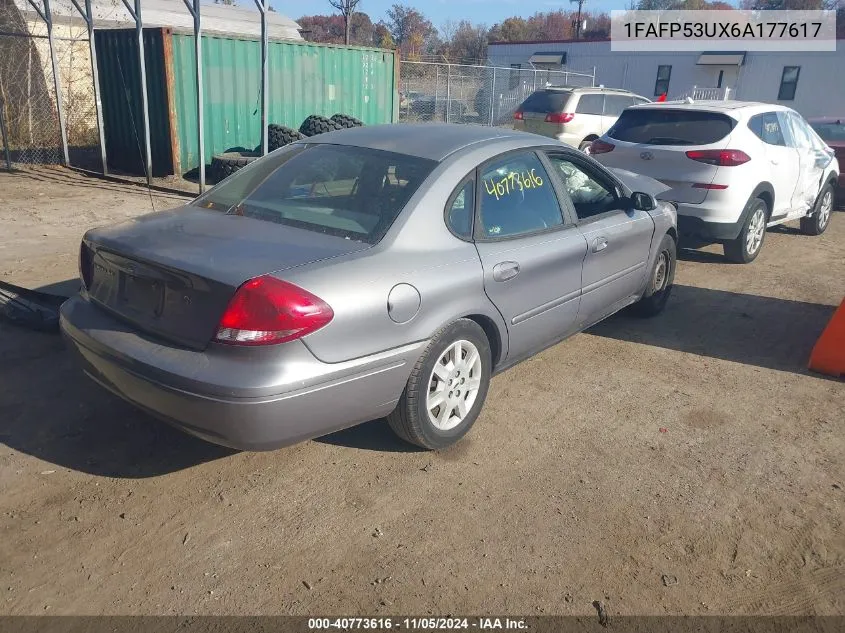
[809,121,845,142]
[192,144,436,244]
[519,90,571,113]
[608,109,736,145]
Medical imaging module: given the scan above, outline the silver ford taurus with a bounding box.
[60,124,677,451]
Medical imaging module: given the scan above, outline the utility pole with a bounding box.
[570,0,586,40]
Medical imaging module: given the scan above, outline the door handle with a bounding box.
[492,261,520,282]
[592,237,609,253]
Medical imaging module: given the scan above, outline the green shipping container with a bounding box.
[95,28,398,176]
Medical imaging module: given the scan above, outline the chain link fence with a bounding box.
[0,1,100,170]
[399,61,595,128]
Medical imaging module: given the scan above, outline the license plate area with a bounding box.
[120,272,164,318]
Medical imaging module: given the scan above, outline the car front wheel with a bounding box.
[631,233,676,317]
[387,319,492,450]
[800,183,834,236]
[724,197,767,264]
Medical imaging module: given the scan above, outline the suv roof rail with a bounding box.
[545,85,634,94]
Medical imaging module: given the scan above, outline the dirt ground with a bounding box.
[0,166,843,617]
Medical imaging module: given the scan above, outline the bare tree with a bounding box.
[328,0,363,45]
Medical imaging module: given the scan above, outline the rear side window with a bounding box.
[604,95,634,117]
[519,90,570,113]
[478,152,563,239]
[608,109,737,145]
[193,144,436,244]
[748,112,786,146]
[575,94,604,115]
[446,180,474,239]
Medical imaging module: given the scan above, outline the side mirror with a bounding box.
[631,191,657,211]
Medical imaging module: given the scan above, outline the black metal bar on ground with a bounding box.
[0,280,69,333]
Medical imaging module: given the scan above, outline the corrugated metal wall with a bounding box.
[169,34,397,171]
[488,40,845,118]
[95,28,398,176]
[94,29,175,176]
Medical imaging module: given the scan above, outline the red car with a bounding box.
[808,117,845,198]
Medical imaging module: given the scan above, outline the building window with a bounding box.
[778,66,800,101]
[509,64,521,90]
[717,70,724,89]
[654,65,671,97]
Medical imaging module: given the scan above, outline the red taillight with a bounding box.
[589,139,615,154]
[79,242,93,290]
[692,183,729,190]
[513,110,524,120]
[545,112,575,124]
[685,149,751,167]
[215,276,333,346]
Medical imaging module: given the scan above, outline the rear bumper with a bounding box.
[59,296,426,451]
[676,214,743,241]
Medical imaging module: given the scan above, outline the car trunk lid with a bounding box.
[82,206,371,350]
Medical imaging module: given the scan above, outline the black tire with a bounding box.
[210,151,259,183]
[330,113,364,129]
[579,139,595,152]
[268,124,304,152]
[387,319,492,450]
[799,183,834,236]
[299,114,343,137]
[631,233,676,317]
[724,197,768,264]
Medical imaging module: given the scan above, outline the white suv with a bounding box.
[589,101,839,263]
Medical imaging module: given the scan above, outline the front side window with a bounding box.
[654,65,672,97]
[748,112,786,146]
[546,155,619,220]
[193,144,436,244]
[478,152,563,239]
[785,112,813,149]
[778,66,800,101]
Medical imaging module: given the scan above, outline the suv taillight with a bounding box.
[513,110,524,120]
[685,149,751,167]
[215,276,334,346]
[589,139,615,154]
[79,242,93,290]
[545,112,575,124]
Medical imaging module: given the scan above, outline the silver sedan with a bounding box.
[60,124,677,451]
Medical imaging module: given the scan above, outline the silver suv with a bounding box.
[513,86,651,150]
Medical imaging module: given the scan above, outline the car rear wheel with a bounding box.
[631,233,676,317]
[800,183,834,236]
[724,197,767,264]
[387,319,491,450]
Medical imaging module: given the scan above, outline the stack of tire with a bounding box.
[209,114,364,183]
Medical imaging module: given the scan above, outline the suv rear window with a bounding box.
[193,144,436,244]
[607,109,736,145]
[519,90,571,113]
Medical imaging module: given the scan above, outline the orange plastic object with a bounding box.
[809,297,845,378]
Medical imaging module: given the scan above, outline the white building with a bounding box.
[487,39,845,118]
